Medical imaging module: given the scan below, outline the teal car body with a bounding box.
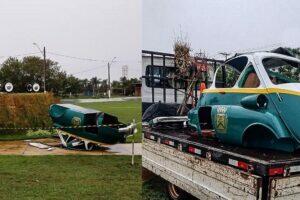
[188,52,300,152]
[49,104,135,144]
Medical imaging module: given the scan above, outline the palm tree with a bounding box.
[90,77,101,97]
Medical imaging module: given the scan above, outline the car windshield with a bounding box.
[262,57,300,85]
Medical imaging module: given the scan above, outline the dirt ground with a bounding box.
[0,137,141,155]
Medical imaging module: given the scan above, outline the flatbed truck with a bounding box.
[142,49,300,199]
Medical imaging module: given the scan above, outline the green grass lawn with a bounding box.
[77,99,142,143]
[0,155,141,200]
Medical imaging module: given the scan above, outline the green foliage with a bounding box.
[0,56,96,97]
[0,56,141,97]
[89,76,100,97]
[226,67,240,87]
[112,77,140,96]
[0,93,58,134]
[0,129,55,141]
[286,47,300,58]
[278,65,300,82]
[215,66,240,88]
[265,48,300,83]
[61,75,82,97]
[0,56,66,93]
[283,48,300,81]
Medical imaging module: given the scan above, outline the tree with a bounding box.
[274,48,300,82]
[0,57,23,92]
[99,79,108,94]
[120,77,140,96]
[287,47,300,58]
[90,77,101,97]
[0,55,141,98]
[0,56,67,93]
[62,75,82,97]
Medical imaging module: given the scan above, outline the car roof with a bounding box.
[225,52,300,72]
[227,52,300,63]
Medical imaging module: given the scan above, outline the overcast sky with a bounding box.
[143,0,300,59]
[0,0,141,80]
[1,0,299,81]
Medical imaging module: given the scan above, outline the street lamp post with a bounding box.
[33,43,46,93]
[107,57,116,98]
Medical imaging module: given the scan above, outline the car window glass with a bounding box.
[263,57,300,85]
[145,65,186,89]
[225,56,248,72]
[215,65,240,88]
[240,65,260,88]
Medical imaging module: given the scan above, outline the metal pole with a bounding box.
[151,53,154,103]
[131,119,135,166]
[108,62,111,98]
[163,55,166,103]
[43,47,46,93]
[106,57,116,99]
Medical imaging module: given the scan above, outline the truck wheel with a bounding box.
[167,182,188,200]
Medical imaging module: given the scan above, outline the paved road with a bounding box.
[0,138,141,156]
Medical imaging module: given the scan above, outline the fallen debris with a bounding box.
[29,142,54,151]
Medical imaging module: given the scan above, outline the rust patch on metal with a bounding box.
[240,172,250,180]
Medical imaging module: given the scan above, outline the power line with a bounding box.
[0,52,40,59]
[71,64,108,75]
[48,51,141,63]
[0,50,141,64]
[47,51,100,62]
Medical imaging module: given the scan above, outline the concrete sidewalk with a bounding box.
[0,138,141,156]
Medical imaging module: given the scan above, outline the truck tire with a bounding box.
[167,182,189,200]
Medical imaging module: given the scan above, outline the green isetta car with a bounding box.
[188,52,300,152]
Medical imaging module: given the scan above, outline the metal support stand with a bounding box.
[131,119,136,166]
[58,131,96,151]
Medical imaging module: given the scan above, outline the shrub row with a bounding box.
[0,93,59,134]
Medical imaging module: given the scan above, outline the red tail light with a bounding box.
[237,161,249,171]
[269,167,284,176]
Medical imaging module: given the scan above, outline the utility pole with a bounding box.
[107,57,116,99]
[219,52,230,60]
[107,62,111,98]
[33,43,46,93]
[43,47,46,93]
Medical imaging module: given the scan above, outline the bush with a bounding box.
[0,93,59,134]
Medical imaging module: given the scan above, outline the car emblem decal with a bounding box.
[71,117,81,126]
[216,106,228,133]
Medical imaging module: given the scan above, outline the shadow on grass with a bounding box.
[142,177,169,200]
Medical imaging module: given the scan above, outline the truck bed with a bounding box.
[143,125,300,199]
[143,126,300,177]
